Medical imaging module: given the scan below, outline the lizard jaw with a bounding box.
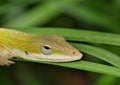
[11,49,82,62]
[22,53,83,62]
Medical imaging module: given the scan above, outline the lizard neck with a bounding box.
[0,28,42,53]
[0,29,31,50]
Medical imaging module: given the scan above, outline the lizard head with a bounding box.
[15,35,83,62]
[23,35,83,62]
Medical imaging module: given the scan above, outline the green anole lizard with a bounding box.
[0,28,83,66]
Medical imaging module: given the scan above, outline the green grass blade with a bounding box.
[3,1,61,27]
[13,27,120,46]
[71,43,120,68]
[3,0,80,27]
[15,59,120,78]
[64,5,120,33]
[94,75,117,85]
[0,4,13,14]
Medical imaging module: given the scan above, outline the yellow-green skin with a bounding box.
[0,28,83,66]
[0,28,41,53]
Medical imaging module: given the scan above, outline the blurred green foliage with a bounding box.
[0,0,120,85]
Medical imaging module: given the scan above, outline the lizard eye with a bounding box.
[41,45,52,55]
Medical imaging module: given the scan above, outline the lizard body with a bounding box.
[0,28,83,66]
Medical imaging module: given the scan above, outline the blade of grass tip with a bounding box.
[14,59,120,78]
[13,27,120,46]
[71,43,120,68]
[94,75,117,85]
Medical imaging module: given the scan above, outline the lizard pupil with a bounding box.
[43,45,50,50]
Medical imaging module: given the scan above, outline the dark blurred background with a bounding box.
[0,0,120,85]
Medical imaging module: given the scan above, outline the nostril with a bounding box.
[73,52,75,55]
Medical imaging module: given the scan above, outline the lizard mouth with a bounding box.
[23,53,83,62]
[11,49,83,62]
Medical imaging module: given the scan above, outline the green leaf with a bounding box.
[3,1,61,27]
[3,0,79,27]
[71,43,120,68]
[15,59,120,78]
[64,5,120,33]
[94,75,117,85]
